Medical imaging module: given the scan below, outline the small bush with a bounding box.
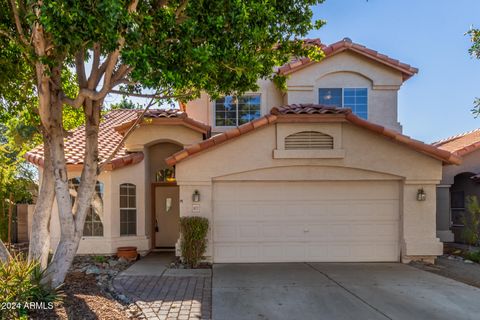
[464,250,480,263]
[180,216,209,268]
[93,255,107,263]
[462,196,480,246]
[0,255,59,319]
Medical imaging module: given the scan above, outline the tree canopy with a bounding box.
[467,27,480,116]
[0,0,326,287]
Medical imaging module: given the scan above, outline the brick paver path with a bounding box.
[114,274,212,320]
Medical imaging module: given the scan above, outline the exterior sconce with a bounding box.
[417,188,426,201]
[192,190,200,202]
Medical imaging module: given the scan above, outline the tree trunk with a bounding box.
[28,134,54,269]
[0,239,11,263]
[43,98,101,288]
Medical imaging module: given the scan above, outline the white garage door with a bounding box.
[213,181,400,262]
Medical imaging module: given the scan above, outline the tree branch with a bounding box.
[111,64,132,83]
[75,48,87,87]
[98,91,161,172]
[175,0,188,20]
[9,0,28,46]
[66,0,141,108]
[109,90,187,99]
[87,43,101,89]
[99,89,196,172]
[0,29,17,42]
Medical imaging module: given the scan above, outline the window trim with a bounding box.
[212,93,262,130]
[120,183,137,236]
[318,87,368,119]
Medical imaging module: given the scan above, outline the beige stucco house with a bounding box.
[434,130,480,243]
[26,38,460,263]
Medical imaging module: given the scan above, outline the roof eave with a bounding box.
[114,117,211,135]
[166,107,459,166]
[278,39,418,81]
[24,151,145,171]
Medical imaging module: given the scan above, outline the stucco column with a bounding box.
[436,185,454,242]
[401,183,443,263]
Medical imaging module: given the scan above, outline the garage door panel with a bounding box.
[214,242,399,262]
[215,222,399,243]
[213,181,400,262]
[215,200,398,221]
[215,181,399,201]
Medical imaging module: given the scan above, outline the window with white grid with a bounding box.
[120,183,136,236]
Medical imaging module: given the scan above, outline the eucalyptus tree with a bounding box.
[0,0,324,288]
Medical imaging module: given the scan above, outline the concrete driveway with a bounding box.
[213,263,480,320]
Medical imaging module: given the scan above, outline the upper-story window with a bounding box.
[214,94,261,127]
[68,177,104,237]
[319,88,368,119]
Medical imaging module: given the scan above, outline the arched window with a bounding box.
[68,178,104,237]
[285,131,334,150]
[120,183,136,236]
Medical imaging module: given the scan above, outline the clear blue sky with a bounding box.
[309,0,480,143]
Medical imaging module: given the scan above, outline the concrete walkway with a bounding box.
[213,262,480,320]
[113,253,212,320]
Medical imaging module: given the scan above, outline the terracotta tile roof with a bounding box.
[433,128,480,157]
[271,104,351,115]
[114,109,210,135]
[277,38,418,81]
[25,108,208,171]
[165,104,461,166]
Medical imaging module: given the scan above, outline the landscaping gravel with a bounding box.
[30,255,142,319]
[411,254,480,289]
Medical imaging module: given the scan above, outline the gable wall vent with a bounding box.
[285,131,334,150]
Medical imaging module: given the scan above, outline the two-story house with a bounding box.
[26,38,460,263]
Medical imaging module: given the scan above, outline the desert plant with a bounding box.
[0,255,59,319]
[180,216,209,268]
[462,196,480,246]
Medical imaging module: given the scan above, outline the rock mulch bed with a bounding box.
[411,254,480,289]
[30,255,143,319]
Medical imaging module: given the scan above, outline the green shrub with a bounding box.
[180,216,209,268]
[462,196,480,246]
[464,250,480,263]
[0,255,59,319]
[93,255,107,263]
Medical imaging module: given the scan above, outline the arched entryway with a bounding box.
[147,141,183,250]
[450,172,480,242]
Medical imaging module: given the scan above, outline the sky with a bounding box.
[308,0,480,143]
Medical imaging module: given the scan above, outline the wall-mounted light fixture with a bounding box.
[192,190,200,202]
[417,188,426,201]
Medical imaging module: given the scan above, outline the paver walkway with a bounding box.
[113,253,212,320]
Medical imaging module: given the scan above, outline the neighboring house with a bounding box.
[434,129,480,243]
[25,38,460,263]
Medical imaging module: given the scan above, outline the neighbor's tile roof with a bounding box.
[433,128,480,157]
[25,108,208,171]
[278,38,418,81]
[165,104,461,166]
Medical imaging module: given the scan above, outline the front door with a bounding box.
[155,186,180,248]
